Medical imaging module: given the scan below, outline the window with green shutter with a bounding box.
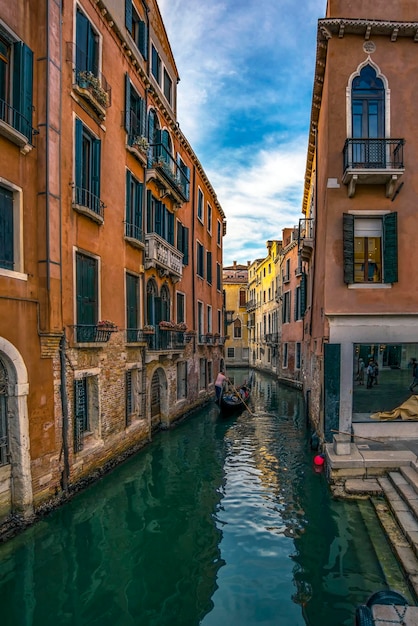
[125,74,146,143]
[75,119,102,217]
[125,170,143,243]
[0,34,33,142]
[76,252,98,341]
[126,273,139,342]
[126,1,148,60]
[0,186,14,270]
[343,212,397,284]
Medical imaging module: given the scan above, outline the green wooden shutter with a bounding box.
[125,169,132,225]
[207,251,212,284]
[76,253,97,326]
[383,212,398,283]
[146,190,152,232]
[126,273,138,332]
[135,182,143,235]
[92,138,101,212]
[139,96,146,137]
[324,343,341,443]
[300,272,307,317]
[75,119,83,202]
[167,211,174,245]
[13,42,33,140]
[125,0,132,32]
[138,19,147,60]
[177,222,184,255]
[125,73,131,133]
[343,213,354,284]
[183,227,189,266]
[0,187,14,270]
[155,202,162,236]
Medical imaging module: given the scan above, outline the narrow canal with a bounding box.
[0,370,411,626]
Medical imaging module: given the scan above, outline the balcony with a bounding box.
[145,328,188,351]
[342,138,405,198]
[145,233,183,282]
[246,298,256,312]
[265,333,278,345]
[67,43,112,120]
[73,186,105,223]
[298,218,314,262]
[146,143,190,208]
[0,98,37,153]
[73,324,117,344]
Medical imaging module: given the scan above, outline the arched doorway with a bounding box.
[0,340,33,521]
[150,368,168,426]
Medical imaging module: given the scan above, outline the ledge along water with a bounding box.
[0,369,412,626]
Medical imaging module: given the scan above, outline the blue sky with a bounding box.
[158,0,327,266]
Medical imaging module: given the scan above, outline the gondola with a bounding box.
[218,382,252,416]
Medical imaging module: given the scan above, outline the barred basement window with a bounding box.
[0,358,9,466]
[74,378,88,453]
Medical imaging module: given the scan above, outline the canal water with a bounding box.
[0,370,411,626]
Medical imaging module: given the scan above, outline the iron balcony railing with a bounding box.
[298,217,314,245]
[0,98,36,145]
[74,325,116,343]
[73,186,105,220]
[343,138,405,171]
[67,42,112,108]
[145,328,188,351]
[124,222,144,245]
[148,143,190,201]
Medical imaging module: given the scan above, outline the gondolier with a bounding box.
[215,369,229,404]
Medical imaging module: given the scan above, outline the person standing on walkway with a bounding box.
[366,360,375,389]
[357,358,365,385]
[409,358,418,393]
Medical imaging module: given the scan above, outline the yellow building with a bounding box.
[223,262,249,368]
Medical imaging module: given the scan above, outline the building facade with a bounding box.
[302,0,418,444]
[0,0,225,525]
[223,262,249,368]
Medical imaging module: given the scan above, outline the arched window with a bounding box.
[0,357,9,467]
[160,284,170,322]
[147,109,160,145]
[352,64,385,139]
[146,279,158,326]
[233,318,242,339]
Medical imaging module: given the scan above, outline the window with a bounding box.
[0,183,23,274]
[217,220,222,246]
[125,171,143,243]
[352,65,384,140]
[343,213,397,284]
[176,154,190,201]
[206,251,212,284]
[197,189,204,222]
[294,285,301,321]
[197,301,204,341]
[0,31,34,143]
[125,1,147,59]
[199,358,207,390]
[282,291,291,323]
[227,348,235,358]
[207,203,212,233]
[74,119,102,218]
[283,343,288,369]
[176,292,185,324]
[207,361,213,385]
[147,192,174,245]
[126,368,142,426]
[239,289,246,307]
[74,375,99,452]
[76,252,98,342]
[151,44,161,84]
[76,8,99,82]
[207,305,212,333]
[296,343,301,370]
[177,221,189,265]
[283,258,290,282]
[163,69,172,105]
[217,309,222,335]
[177,361,187,399]
[197,242,204,278]
[126,273,139,342]
[233,319,242,339]
[216,263,221,291]
[125,75,145,144]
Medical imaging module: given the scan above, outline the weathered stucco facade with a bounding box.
[0,0,225,531]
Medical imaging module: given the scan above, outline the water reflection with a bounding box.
[0,370,409,626]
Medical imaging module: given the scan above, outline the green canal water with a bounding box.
[0,370,410,626]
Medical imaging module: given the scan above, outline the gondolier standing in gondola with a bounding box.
[215,369,229,404]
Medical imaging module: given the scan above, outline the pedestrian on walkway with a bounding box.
[366,360,375,389]
[409,358,418,393]
[357,358,365,385]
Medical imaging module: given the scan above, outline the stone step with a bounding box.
[390,471,418,522]
[400,465,418,496]
[378,475,418,560]
[371,497,418,600]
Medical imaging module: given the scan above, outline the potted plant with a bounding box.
[132,136,149,153]
[142,325,155,334]
[77,70,108,107]
[97,320,118,331]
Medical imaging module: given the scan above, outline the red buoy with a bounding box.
[313,454,325,466]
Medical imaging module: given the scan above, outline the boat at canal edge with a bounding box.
[218,372,254,416]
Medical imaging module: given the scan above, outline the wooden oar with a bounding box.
[229,381,256,416]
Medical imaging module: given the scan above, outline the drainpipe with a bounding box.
[191,165,196,353]
[59,334,70,491]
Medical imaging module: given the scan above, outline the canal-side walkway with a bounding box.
[326,438,418,615]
